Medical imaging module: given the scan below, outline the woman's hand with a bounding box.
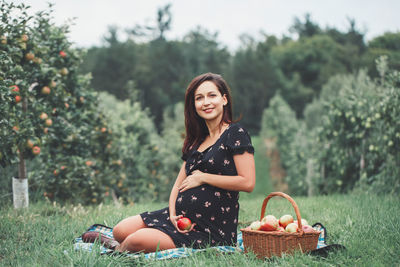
[179,170,205,192]
[170,214,196,233]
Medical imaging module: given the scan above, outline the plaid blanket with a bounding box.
[74,223,327,260]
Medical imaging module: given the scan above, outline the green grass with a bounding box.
[248,136,273,197]
[1,193,399,266]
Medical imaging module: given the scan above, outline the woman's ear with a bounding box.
[223,94,228,106]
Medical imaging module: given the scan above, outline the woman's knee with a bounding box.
[112,215,146,243]
[118,228,175,253]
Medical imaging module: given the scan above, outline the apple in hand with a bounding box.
[285,222,298,233]
[177,217,192,231]
[260,215,278,231]
[250,220,262,230]
[279,214,294,228]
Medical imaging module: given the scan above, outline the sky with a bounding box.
[13,0,400,51]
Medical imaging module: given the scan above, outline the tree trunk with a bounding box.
[13,97,29,209]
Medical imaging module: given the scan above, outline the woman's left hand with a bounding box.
[179,170,205,192]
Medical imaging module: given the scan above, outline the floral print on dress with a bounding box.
[141,123,254,249]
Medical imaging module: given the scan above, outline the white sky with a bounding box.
[13,0,400,51]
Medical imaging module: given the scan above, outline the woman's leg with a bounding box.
[116,228,176,253]
[112,215,146,243]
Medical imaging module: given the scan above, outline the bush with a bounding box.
[261,56,400,196]
[97,93,184,203]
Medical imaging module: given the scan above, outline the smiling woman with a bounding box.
[85,73,256,253]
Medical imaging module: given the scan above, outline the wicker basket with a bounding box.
[241,192,320,259]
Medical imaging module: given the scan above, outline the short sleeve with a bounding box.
[181,153,188,161]
[226,124,255,155]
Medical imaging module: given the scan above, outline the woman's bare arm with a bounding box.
[179,152,255,193]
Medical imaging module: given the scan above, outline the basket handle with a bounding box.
[260,192,304,235]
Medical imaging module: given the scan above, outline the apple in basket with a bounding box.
[277,226,285,232]
[260,215,278,231]
[293,218,309,226]
[285,222,298,233]
[279,214,294,228]
[302,224,315,233]
[249,220,262,230]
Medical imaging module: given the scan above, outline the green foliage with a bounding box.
[97,92,183,203]
[0,1,117,204]
[261,57,400,196]
[317,57,400,194]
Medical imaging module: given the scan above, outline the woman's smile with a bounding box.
[194,81,227,122]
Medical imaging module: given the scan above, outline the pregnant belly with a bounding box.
[174,185,238,222]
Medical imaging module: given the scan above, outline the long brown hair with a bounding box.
[182,72,234,156]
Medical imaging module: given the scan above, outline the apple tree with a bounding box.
[0,1,119,205]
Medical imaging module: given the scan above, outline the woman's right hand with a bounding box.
[170,214,196,233]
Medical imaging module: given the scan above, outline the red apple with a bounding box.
[21,34,28,42]
[60,67,69,76]
[302,225,314,233]
[15,95,21,103]
[49,80,57,88]
[25,52,35,61]
[45,119,52,126]
[277,226,285,232]
[285,223,298,233]
[32,146,40,155]
[59,51,67,58]
[0,35,7,44]
[260,215,278,231]
[33,57,42,64]
[249,220,261,230]
[293,219,309,226]
[177,217,192,231]
[279,214,294,228]
[39,112,48,120]
[10,85,19,93]
[41,86,51,95]
[26,139,34,149]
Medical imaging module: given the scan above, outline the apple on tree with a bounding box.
[25,52,35,61]
[45,119,52,126]
[39,112,48,120]
[41,86,51,95]
[32,146,41,155]
[10,85,19,93]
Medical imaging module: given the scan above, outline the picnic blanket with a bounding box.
[74,223,331,260]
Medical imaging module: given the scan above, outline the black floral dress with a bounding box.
[140,123,254,248]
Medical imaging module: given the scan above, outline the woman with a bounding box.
[86,73,255,253]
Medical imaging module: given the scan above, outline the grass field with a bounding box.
[1,193,399,266]
[1,137,399,266]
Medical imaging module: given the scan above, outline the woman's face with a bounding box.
[194,81,227,123]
